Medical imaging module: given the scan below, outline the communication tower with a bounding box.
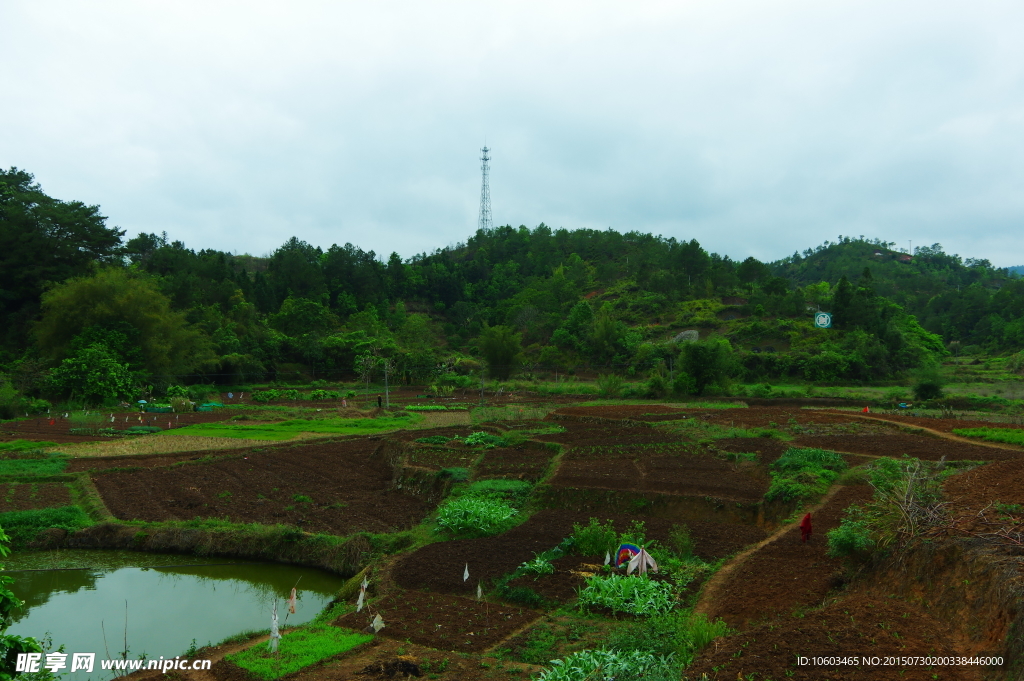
[478,146,492,232]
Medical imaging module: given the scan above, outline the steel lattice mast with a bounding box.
[478,146,492,232]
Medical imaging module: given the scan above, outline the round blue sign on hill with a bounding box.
[814,312,832,328]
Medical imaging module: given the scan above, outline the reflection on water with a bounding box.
[3,550,344,680]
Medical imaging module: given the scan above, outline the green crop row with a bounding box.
[952,427,1024,446]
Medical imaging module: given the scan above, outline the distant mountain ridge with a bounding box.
[1008,265,1024,276]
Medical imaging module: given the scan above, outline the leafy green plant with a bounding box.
[607,611,730,666]
[250,390,280,403]
[571,518,617,556]
[518,554,555,576]
[577,574,676,616]
[308,389,340,401]
[0,525,44,679]
[124,425,162,434]
[226,625,372,679]
[463,431,508,448]
[435,496,518,537]
[0,506,92,548]
[537,648,677,681]
[292,494,313,504]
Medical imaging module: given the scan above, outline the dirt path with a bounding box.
[840,414,1024,451]
[693,484,844,617]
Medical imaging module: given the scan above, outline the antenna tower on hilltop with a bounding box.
[478,146,492,232]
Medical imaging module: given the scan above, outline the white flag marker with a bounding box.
[463,564,469,582]
[371,614,385,632]
[604,551,611,566]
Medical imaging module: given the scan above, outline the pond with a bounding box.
[3,550,346,679]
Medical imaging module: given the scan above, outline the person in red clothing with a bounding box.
[799,513,812,542]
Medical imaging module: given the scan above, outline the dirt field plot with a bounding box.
[690,595,979,681]
[0,482,72,512]
[406,446,480,470]
[703,484,873,629]
[695,407,866,429]
[553,404,689,421]
[848,411,1024,435]
[945,458,1024,513]
[475,443,557,481]
[394,510,766,599]
[92,439,431,534]
[534,421,680,449]
[794,433,1014,461]
[334,590,539,653]
[551,443,769,501]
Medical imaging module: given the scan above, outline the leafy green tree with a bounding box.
[0,168,123,350]
[34,268,214,380]
[48,344,136,403]
[677,338,736,395]
[270,297,339,337]
[477,325,522,380]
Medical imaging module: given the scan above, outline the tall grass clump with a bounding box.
[951,427,1024,446]
[577,573,675,616]
[0,506,92,547]
[226,625,372,679]
[0,440,59,453]
[607,611,731,667]
[765,447,847,503]
[435,496,518,538]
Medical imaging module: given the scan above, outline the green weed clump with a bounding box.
[415,435,452,445]
[435,496,518,537]
[951,427,1024,446]
[406,405,468,412]
[606,611,731,667]
[463,431,508,448]
[571,518,617,556]
[536,649,677,681]
[0,506,92,547]
[0,440,59,453]
[765,447,847,503]
[0,454,67,477]
[577,574,676,616]
[226,625,372,679]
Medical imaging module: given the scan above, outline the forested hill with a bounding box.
[2,167,1023,403]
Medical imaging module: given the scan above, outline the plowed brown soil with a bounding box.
[550,443,769,501]
[474,443,557,481]
[0,482,71,511]
[553,404,689,421]
[393,510,766,599]
[333,591,539,653]
[689,594,983,681]
[944,459,1024,513]
[793,434,1018,461]
[696,407,867,428]
[702,484,874,629]
[91,439,430,534]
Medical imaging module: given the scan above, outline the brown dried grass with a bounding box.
[40,434,280,458]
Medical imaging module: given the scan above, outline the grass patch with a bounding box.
[0,454,68,477]
[0,505,92,547]
[169,415,420,440]
[472,406,554,423]
[435,496,518,538]
[405,405,468,412]
[226,625,372,679]
[0,440,60,453]
[951,427,1024,446]
[765,447,847,503]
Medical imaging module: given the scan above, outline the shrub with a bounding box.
[250,390,279,403]
[667,524,694,560]
[826,512,875,558]
[166,385,189,398]
[309,389,340,401]
[279,389,301,400]
[596,373,623,398]
[435,496,518,537]
[765,447,847,503]
[436,467,470,482]
[577,574,676,616]
[572,518,618,557]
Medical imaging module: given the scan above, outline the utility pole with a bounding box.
[478,146,492,232]
[384,362,390,409]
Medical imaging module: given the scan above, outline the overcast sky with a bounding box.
[2,1,1023,266]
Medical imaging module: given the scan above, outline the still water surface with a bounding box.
[3,550,345,679]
